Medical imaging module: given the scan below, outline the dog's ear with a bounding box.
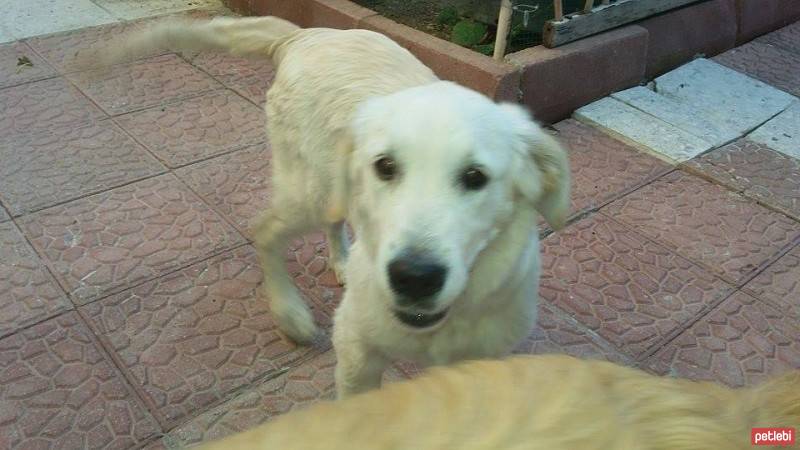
[500,103,571,230]
[325,132,355,223]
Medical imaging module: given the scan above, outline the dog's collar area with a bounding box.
[393,308,449,329]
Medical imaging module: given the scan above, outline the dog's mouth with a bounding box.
[393,308,450,329]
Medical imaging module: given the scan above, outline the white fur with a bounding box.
[99,16,570,398]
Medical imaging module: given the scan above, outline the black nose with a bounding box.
[388,256,447,300]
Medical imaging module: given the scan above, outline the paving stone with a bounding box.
[286,233,346,312]
[0,76,105,134]
[756,21,800,55]
[0,121,165,216]
[175,144,271,236]
[611,86,740,147]
[684,139,800,221]
[644,291,800,387]
[653,58,796,135]
[0,312,159,449]
[514,302,632,364]
[162,349,406,448]
[0,0,117,40]
[0,222,70,338]
[539,214,733,360]
[0,41,55,89]
[19,174,244,304]
[189,52,275,105]
[603,171,800,285]
[68,54,222,115]
[747,101,800,160]
[574,97,712,164]
[81,245,331,426]
[714,41,800,98]
[26,21,161,73]
[115,90,265,168]
[553,119,670,214]
[0,206,9,222]
[743,244,800,321]
[92,0,222,20]
[0,26,13,44]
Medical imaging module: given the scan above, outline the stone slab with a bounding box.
[612,86,740,148]
[574,97,712,164]
[0,0,118,39]
[653,58,796,135]
[747,101,800,160]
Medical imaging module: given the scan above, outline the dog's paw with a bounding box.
[272,298,319,345]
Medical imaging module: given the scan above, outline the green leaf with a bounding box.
[451,19,487,47]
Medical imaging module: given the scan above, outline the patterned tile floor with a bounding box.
[0,3,798,448]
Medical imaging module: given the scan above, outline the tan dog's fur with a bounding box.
[88,17,571,398]
[195,355,799,450]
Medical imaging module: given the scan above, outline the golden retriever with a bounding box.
[88,16,571,398]
[194,354,799,449]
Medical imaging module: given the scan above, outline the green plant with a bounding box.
[451,19,487,47]
[436,5,460,26]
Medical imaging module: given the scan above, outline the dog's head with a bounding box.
[335,81,569,331]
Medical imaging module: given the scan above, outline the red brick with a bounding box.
[637,0,737,78]
[247,0,309,26]
[507,26,648,123]
[736,0,800,44]
[306,0,377,29]
[359,15,521,102]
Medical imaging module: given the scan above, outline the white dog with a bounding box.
[97,16,570,398]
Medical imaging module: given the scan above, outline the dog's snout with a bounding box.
[388,256,447,300]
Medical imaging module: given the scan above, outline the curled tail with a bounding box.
[80,16,300,69]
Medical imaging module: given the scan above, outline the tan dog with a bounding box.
[195,354,799,450]
[88,17,570,398]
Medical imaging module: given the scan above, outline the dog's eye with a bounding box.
[374,156,397,181]
[461,167,489,190]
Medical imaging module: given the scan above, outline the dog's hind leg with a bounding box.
[326,221,349,285]
[253,207,318,344]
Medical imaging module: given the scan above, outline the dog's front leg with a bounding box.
[333,326,387,399]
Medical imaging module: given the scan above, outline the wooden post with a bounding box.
[554,0,563,20]
[493,0,513,60]
[583,0,594,13]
